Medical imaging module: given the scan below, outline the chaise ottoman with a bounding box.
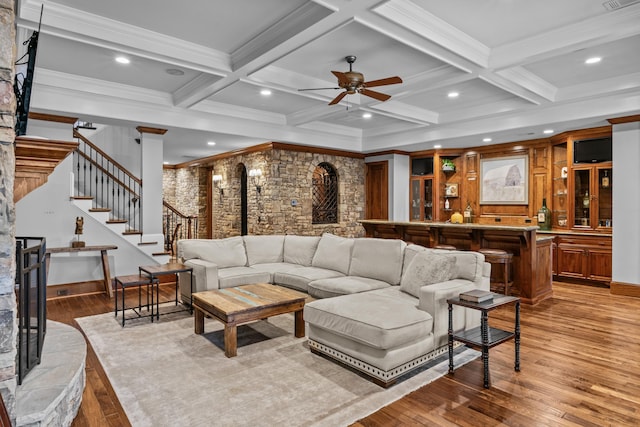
[304,291,439,387]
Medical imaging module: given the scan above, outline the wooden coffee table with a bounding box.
[193,283,307,357]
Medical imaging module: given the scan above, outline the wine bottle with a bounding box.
[537,198,551,231]
[464,202,473,223]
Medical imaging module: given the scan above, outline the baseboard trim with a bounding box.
[610,281,640,298]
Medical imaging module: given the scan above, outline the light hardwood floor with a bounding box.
[47,282,640,426]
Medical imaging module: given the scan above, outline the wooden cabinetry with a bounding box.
[556,235,612,282]
[571,164,612,231]
[410,177,434,221]
[551,143,568,229]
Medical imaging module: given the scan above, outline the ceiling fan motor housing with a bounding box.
[343,71,364,93]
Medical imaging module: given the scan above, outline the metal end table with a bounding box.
[114,274,159,327]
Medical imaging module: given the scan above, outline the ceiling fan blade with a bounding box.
[298,87,341,91]
[360,88,391,102]
[364,76,402,88]
[331,71,349,86]
[328,91,347,105]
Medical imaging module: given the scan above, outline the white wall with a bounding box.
[16,158,161,286]
[76,125,142,176]
[612,122,640,286]
[26,119,74,140]
[365,154,410,221]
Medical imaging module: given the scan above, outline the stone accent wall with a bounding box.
[166,146,366,239]
[0,0,17,422]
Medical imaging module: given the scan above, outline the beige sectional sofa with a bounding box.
[177,233,490,386]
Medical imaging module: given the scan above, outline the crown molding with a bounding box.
[608,114,640,124]
[28,112,78,124]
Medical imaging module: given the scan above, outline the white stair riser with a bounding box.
[72,198,167,262]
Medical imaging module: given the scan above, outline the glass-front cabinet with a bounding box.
[410,177,433,221]
[572,164,612,230]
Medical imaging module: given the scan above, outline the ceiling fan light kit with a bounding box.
[299,55,402,105]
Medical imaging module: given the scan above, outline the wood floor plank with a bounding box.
[46,281,640,426]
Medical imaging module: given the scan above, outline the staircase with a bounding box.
[72,129,172,264]
[71,196,170,263]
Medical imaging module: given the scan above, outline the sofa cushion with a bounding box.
[400,251,456,298]
[402,244,429,276]
[243,235,285,265]
[446,251,484,282]
[348,238,406,285]
[284,235,321,266]
[304,293,433,350]
[179,237,247,268]
[274,266,344,293]
[308,276,390,299]
[311,233,354,275]
[249,262,301,283]
[217,267,271,289]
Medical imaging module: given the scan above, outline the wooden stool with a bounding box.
[478,248,513,295]
[433,244,457,250]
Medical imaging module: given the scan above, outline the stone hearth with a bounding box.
[15,321,86,426]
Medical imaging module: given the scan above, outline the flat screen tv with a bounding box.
[573,137,612,164]
[411,157,433,176]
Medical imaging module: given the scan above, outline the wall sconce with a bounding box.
[249,168,262,193]
[212,174,224,200]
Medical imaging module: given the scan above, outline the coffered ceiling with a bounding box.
[16,0,640,164]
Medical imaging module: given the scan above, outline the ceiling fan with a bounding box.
[298,55,402,105]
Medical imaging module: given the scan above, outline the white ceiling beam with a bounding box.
[18,0,232,75]
[372,0,490,68]
[490,4,640,69]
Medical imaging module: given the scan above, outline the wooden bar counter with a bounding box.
[359,220,552,305]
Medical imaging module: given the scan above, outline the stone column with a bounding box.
[0,0,17,422]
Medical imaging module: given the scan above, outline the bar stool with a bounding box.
[433,244,457,250]
[478,248,513,296]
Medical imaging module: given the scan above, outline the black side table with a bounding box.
[114,274,159,327]
[139,262,194,318]
[447,293,520,388]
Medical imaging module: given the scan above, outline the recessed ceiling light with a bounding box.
[543,129,554,134]
[207,141,216,146]
[115,56,130,64]
[362,113,372,119]
[447,92,459,98]
[260,89,272,96]
[166,68,184,76]
[483,137,492,142]
[433,144,442,149]
[585,57,601,65]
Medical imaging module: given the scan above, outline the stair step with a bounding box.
[106,219,127,224]
[71,196,93,200]
[138,241,158,246]
[89,208,111,213]
[123,230,142,235]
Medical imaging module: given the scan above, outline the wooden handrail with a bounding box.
[163,200,197,219]
[73,129,142,185]
[76,150,139,197]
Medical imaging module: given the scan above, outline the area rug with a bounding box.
[76,309,479,427]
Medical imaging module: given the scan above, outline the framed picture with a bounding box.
[480,155,529,205]
[444,183,459,197]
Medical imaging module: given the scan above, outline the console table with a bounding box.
[45,245,118,297]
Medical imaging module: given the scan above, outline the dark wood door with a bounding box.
[365,161,388,219]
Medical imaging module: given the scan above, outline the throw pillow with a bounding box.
[400,251,456,297]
